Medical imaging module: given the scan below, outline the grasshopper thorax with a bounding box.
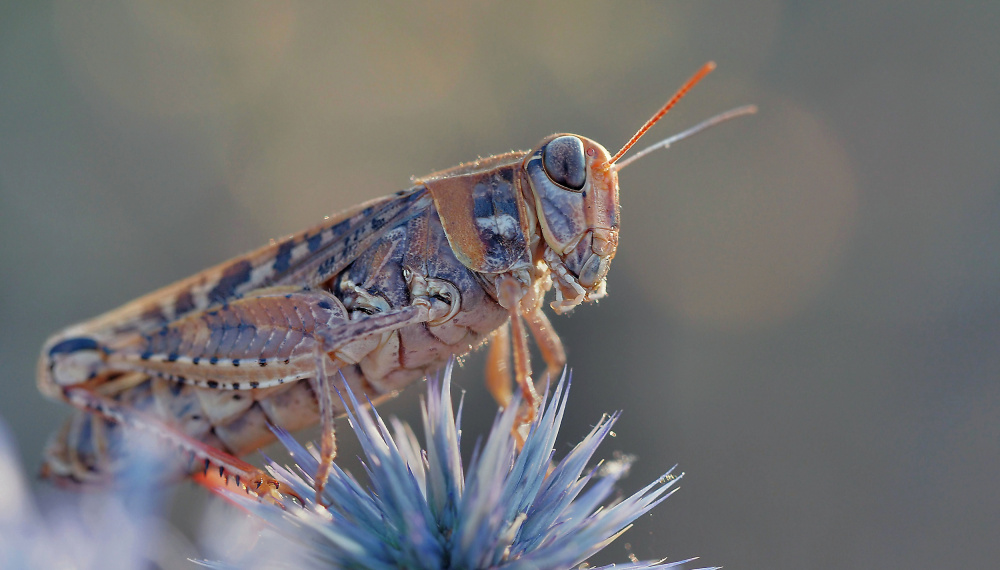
[522,134,619,314]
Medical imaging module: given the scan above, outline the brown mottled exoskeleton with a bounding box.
[38,63,753,499]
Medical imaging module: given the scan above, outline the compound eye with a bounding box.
[543,136,587,190]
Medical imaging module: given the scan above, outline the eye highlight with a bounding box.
[542,136,587,191]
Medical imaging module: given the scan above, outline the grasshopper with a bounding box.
[38,62,753,498]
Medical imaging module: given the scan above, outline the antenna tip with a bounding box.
[706,61,717,70]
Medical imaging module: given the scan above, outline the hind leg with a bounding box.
[38,336,284,497]
[58,386,290,499]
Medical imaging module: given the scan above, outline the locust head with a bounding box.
[523,134,619,314]
[522,62,756,315]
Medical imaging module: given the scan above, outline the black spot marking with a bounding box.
[158,327,169,336]
[330,219,351,237]
[169,382,184,397]
[273,240,295,274]
[207,380,219,389]
[259,359,267,367]
[232,359,240,367]
[140,351,153,360]
[307,232,323,252]
[204,459,211,475]
[318,301,332,310]
[209,357,219,365]
[285,294,292,299]
[371,217,385,230]
[167,353,179,363]
[249,381,260,389]
[473,191,493,218]
[219,466,225,477]
[48,337,99,356]
[232,382,240,390]
[192,357,201,365]
[140,306,167,324]
[208,260,253,305]
[283,358,290,365]
[233,393,242,400]
[176,376,186,385]
[316,255,339,277]
[174,290,196,316]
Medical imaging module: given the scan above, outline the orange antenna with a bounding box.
[612,104,757,171]
[609,61,716,166]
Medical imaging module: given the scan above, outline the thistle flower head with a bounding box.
[206,364,710,570]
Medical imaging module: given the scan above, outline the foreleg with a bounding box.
[485,322,513,407]
[495,275,539,445]
[524,308,566,385]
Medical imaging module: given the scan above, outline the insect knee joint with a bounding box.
[338,276,391,318]
[43,336,106,391]
[404,269,461,325]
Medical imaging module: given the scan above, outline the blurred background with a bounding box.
[2,1,998,568]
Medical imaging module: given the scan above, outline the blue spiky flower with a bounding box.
[206,364,709,570]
